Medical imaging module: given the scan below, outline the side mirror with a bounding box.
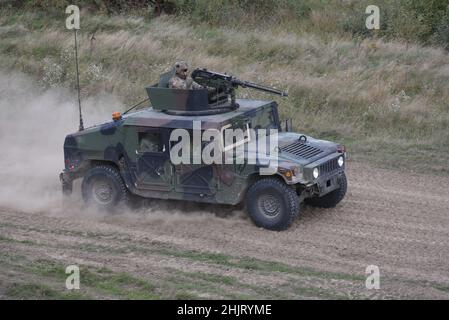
[282,119,293,132]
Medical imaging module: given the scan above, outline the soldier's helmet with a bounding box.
[174,61,189,79]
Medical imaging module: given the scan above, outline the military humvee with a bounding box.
[60,69,347,231]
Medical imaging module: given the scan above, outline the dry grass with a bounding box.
[1,11,448,173]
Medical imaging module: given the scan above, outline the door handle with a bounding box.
[156,167,165,176]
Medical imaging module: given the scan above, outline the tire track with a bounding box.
[0,161,449,298]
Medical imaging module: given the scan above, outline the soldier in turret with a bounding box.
[168,61,204,90]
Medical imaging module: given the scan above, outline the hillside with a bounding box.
[1,3,449,301]
[0,7,448,174]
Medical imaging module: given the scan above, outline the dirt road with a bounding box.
[0,161,448,299]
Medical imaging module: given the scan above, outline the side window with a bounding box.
[221,122,251,152]
[138,132,164,153]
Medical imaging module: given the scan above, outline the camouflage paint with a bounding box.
[62,98,346,206]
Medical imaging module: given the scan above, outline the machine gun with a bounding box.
[191,68,288,108]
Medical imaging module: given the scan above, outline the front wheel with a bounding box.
[246,177,299,231]
[81,165,129,211]
[305,172,347,208]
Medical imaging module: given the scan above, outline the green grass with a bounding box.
[81,269,159,299]
[1,9,448,175]
[434,285,449,293]
[3,233,448,299]
[150,246,365,282]
[0,234,37,245]
[1,255,160,300]
[0,223,365,285]
[29,259,159,299]
[27,259,68,280]
[166,269,242,299]
[293,285,349,300]
[0,236,367,299]
[5,283,90,300]
[6,220,444,300]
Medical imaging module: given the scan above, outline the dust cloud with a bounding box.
[0,70,119,213]
[0,70,244,221]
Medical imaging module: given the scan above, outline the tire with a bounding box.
[81,165,129,211]
[246,177,299,231]
[305,172,347,208]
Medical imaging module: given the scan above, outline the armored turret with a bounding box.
[146,68,288,116]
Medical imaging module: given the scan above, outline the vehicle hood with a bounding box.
[276,132,339,165]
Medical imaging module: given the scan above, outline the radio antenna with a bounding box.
[74,29,84,131]
[123,97,150,115]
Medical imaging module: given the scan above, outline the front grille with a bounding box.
[319,158,340,175]
[280,141,323,159]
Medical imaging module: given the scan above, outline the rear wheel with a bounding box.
[81,165,129,211]
[246,177,299,231]
[305,172,347,208]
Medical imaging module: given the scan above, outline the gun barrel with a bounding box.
[192,68,288,97]
[237,80,288,97]
[192,68,232,81]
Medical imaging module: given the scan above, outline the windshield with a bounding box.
[250,105,279,132]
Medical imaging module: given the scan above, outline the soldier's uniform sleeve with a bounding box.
[191,80,204,90]
[169,76,186,89]
[168,77,177,88]
[170,76,202,90]
[185,77,203,90]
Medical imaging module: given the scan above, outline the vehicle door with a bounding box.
[135,128,172,191]
[171,129,218,196]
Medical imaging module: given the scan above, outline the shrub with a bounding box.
[3,0,449,49]
[436,4,449,49]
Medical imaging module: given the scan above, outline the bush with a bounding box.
[436,4,449,49]
[3,0,449,49]
[402,0,448,43]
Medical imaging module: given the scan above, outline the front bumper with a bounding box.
[312,171,344,196]
[304,152,345,196]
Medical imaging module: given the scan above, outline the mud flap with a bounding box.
[60,172,73,196]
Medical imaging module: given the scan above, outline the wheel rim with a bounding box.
[91,179,115,205]
[257,193,281,218]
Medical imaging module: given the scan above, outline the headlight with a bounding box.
[292,166,300,176]
[313,168,319,179]
[338,156,344,167]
